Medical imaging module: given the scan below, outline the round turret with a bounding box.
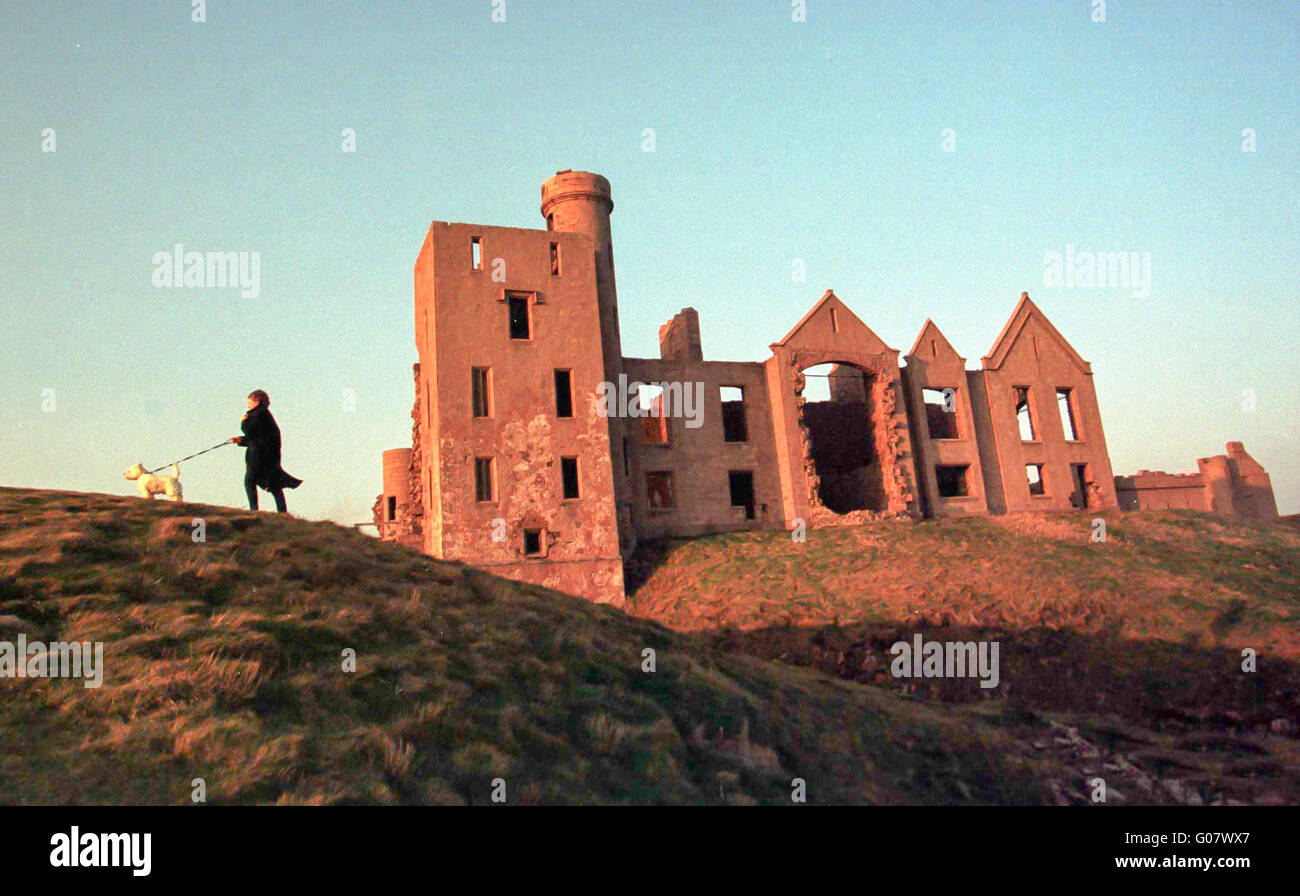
[540,170,613,228]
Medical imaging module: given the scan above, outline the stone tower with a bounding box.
[540,171,633,547]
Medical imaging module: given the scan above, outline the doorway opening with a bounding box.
[799,363,887,514]
[729,470,756,520]
[1070,463,1090,508]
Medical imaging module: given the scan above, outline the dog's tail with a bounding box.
[171,463,180,478]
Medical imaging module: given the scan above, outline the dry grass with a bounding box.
[0,486,1050,806]
[626,510,1300,659]
[6,486,1294,805]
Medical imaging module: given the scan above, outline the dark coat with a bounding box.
[237,404,303,491]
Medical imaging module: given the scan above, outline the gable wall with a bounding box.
[982,314,1118,512]
[767,296,921,525]
[901,332,989,516]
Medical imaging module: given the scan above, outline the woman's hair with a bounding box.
[248,390,270,407]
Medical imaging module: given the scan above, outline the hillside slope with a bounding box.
[0,487,1049,806]
[626,511,1300,805]
[627,511,1300,652]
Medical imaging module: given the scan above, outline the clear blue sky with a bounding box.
[2,0,1296,521]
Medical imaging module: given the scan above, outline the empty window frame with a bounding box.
[554,369,573,418]
[474,457,495,502]
[561,456,580,500]
[646,471,675,510]
[1057,388,1081,441]
[728,470,756,520]
[550,241,561,276]
[720,386,747,442]
[1026,464,1046,496]
[471,366,492,417]
[471,236,482,270]
[639,383,669,443]
[507,293,531,340]
[523,528,543,557]
[922,387,960,440]
[386,495,397,521]
[1014,386,1037,441]
[935,465,969,498]
[830,307,839,333]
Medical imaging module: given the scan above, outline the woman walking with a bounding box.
[230,390,302,512]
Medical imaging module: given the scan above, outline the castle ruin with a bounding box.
[373,171,1278,605]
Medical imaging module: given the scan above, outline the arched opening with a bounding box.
[798,363,888,513]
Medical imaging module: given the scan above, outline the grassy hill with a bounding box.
[0,487,1047,806]
[1,488,1295,805]
[626,510,1300,805]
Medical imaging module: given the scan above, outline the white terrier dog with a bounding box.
[123,462,184,502]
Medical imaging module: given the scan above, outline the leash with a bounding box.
[145,440,233,474]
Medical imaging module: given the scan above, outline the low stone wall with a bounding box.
[1114,471,1208,512]
[1114,442,1278,520]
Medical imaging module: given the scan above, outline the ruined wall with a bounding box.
[1221,441,1280,520]
[762,293,920,528]
[622,356,783,538]
[901,323,990,517]
[1116,442,1279,520]
[967,371,1008,514]
[776,347,917,527]
[827,364,867,403]
[1114,471,1208,511]
[379,447,413,540]
[658,308,703,362]
[375,368,424,548]
[406,363,426,548]
[436,407,624,604]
